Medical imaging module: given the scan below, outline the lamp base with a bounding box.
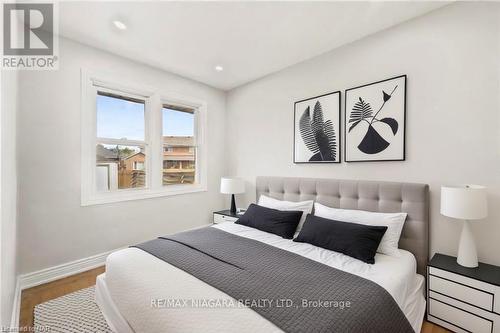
[230,194,237,215]
[457,220,478,268]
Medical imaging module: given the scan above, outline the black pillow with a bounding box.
[235,204,303,239]
[293,214,387,264]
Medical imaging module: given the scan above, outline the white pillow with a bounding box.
[258,195,313,232]
[313,202,407,256]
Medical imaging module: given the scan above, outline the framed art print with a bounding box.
[345,75,406,162]
[294,91,341,163]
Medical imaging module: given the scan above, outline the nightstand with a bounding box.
[213,210,240,224]
[427,253,500,333]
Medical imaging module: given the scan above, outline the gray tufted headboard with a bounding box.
[256,176,430,275]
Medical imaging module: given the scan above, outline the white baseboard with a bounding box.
[10,278,21,329]
[19,248,122,290]
[9,249,120,328]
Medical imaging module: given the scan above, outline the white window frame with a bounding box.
[81,69,207,206]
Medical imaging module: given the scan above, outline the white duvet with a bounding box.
[101,223,425,333]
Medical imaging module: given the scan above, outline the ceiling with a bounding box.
[59,1,448,91]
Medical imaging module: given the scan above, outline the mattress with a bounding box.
[98,223,426,333]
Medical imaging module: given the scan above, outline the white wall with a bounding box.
[1,69,19,326]
[226,3,500,265]
[17,38,227,274]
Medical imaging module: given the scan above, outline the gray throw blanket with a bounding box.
[134,227,414,333]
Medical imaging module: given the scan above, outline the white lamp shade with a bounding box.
[220,177,245,194]
[441,185,487,220]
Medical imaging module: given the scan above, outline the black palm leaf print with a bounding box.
[299,106,320,154]
[349,85,399,154]
[348,97,373,133]
[299,101,336,161]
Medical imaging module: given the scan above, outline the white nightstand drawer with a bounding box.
[429,274,493,311]
[213,214,238,224]
[429,298,493,333]
[429,266,500,312]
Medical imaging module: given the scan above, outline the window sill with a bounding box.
[81,184,207,206]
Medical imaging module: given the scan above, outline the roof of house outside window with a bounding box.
[96,144,119,161]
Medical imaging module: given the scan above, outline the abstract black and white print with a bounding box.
[345,75,406,162]
[294,91,341,163]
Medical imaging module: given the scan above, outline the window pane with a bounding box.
[162,144,195,185]
[96,144,146,190]
[162,105,196,186]
[97,92,145,141]
[162,106,194,137]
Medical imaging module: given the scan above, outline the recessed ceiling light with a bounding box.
[214,65,224,72]
[113,20,127,31]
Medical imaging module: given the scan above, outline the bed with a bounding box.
[95,176,429,333]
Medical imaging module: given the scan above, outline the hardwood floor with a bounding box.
[19,266,449,332]
[420,320,451,333]
[19,266,105,330]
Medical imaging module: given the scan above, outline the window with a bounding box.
[95,93,146,190]
[97,92,145,141]
[81,70,207,205]
[162,105,196,185]
[133,161,145,171]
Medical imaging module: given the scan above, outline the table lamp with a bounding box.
[220,177,245,214]
[441,185,487,268]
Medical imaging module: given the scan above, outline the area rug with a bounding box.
[34,286,113,333]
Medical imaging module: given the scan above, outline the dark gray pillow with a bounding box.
[236,204,302,239]
[293,214,387,264]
